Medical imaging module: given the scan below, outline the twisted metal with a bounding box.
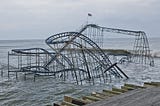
[80,24,154,66]
[8,24,153,84]
[8,32,128,84]
[45,32,127,84]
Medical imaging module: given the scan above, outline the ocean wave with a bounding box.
[151,51,160,58]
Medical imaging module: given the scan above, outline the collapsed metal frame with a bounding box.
[8,48,54,80]
[45,32,128,83]
[80,24,154,66]
[8,24,154,84]
[8,32,128,84]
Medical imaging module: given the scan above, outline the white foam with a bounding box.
[151,51,160,58]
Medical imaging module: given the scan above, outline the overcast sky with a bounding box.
[0,0,160,40]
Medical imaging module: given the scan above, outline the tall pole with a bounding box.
[87,13,92,25]
[86,15,88,25]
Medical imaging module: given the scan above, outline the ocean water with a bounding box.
[0,38,160,106]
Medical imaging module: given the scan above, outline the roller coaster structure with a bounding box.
[79,24,154,66]
[8,24,154,84]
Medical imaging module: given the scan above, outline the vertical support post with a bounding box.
[34,74,36,82]
[24,72,26,81]
[16,54,19,80]
[81,46,91,80]
[8,51,10,78]
[16,70,18,79]
[1,69,3,77]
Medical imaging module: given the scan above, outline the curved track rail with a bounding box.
[8,24,153,84]
[79,24,154,66]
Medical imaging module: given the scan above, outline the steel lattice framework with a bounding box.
[80,24,154,66]
[7,24,154,84]
[45,32,128,84]
[8,32,128,84]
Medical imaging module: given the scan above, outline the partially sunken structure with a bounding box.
[8,24,154,84]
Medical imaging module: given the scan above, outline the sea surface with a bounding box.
[0,37,160,106]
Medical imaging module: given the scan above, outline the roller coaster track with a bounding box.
[79,24,154,66]
[8,24,154,84]
[45,32,128,82]
[11,48,73,74]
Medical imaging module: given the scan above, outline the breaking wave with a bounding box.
[151,51,160,58]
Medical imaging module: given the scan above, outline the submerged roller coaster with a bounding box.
[8,24,154,84]
[80,24,154,66]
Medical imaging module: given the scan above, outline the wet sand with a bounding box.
[86,87,160,106]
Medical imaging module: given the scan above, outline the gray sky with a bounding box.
[0,0,160,40]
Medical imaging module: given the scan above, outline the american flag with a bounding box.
[88,13,92,16]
